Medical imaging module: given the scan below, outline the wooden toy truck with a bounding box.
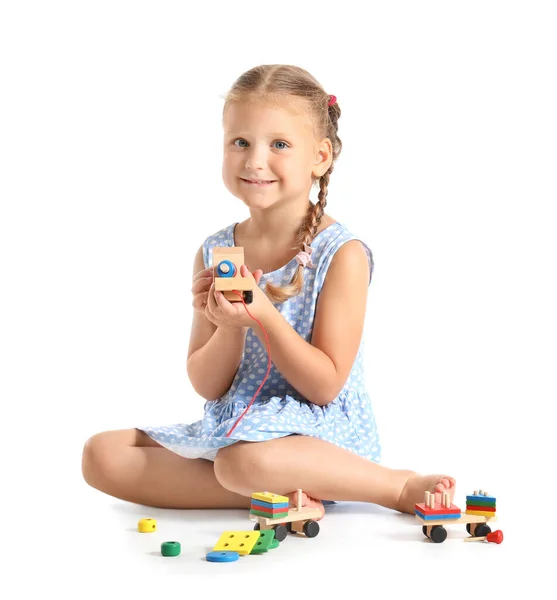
[213,247,254,304]
[415,489,498,543]
[249,490,322,541]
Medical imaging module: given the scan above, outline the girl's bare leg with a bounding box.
[81,428,250,509]
[214,435,456,515]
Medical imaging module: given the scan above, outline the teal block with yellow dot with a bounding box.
[249,529,276,554]
[213,531,260,556]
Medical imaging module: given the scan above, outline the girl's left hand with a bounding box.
[205,265,273,330]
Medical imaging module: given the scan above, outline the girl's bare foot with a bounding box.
[285,490,325,520]
[396,473,456,515]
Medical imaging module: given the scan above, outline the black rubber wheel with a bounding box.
[422,525,428,537]
[430,525,447,543]
[303,520,320,538]
[253,523,260,531]
[475,523,491,538]
[273,524,288,542]
[466,523,471,534]
[243,291,253,304]
[285,521,292,533]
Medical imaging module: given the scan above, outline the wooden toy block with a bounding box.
[465,509,497,517]
[251,504,288,517]
[415,510,463,521]
[251,499,289,511]
[467,493,496,503]
[213,247,254,303]
[249,530,276,554]
[137,518,157,533]
[250,505,290,516]
[466,499,496,508]
[251,492,289,504]
[250,509,290,519]
[415,502,461,516]
[213,530,261,556]
[466,504,496,512]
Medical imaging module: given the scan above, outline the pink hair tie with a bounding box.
[295,243,315,268]
[328,94,337,107]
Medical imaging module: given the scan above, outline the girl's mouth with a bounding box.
[241,178,276,186]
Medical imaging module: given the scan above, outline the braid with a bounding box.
[264,97,342,304]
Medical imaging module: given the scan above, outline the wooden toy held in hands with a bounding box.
[213,247,254,304]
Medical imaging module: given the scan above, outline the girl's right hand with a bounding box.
[191,267,214,313]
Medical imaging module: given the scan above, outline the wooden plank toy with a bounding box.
[463,529,503,544]
[213,247,254,303]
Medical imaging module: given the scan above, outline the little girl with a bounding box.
[82,64,455,516]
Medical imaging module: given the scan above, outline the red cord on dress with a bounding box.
[225,290,272,437]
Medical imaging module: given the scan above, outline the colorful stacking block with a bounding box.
[249,530,276,554]
[466,491,496,516]
[213,531,260,556]
[250,509,289,519]
[414,500,461,521]
[251,499,289,511]
[250,491,290,520]
[252,492,289,504]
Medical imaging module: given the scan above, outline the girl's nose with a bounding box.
[244,145,267,170]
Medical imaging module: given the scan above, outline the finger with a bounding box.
[254,269,263,284]
[214,288,230,313]
[206,283,219,314]
[193,267,213,283]
[192,292,209,312]
[191,276,213,294]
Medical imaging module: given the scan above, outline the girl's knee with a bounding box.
[81,430,126,488]
[214,441,271,493]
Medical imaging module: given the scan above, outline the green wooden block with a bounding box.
[249,529,276,554]
[269,538,280,549]
[250,509,289,519]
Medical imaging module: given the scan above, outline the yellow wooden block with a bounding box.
[213,531,260,556]
[466,509,497,517]
[138,518,157,533]
[251,491,289,504]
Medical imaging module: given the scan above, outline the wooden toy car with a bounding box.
[213,247,254,304]
[249,490,322,541]
[415,489,498,543]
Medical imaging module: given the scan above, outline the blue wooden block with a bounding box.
[251,499,289,510]
[416,508,461,520]
[466,494,496,504]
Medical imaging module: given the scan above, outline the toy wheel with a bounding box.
[430,525,447,543]
[466,523,471,534]
[253,523,260,531]
[422,525,428,537]
[475,523,491,538]
[243,291,253,304]
[285,521,292,533]
[273,524,288,542]
[303,520,320,538]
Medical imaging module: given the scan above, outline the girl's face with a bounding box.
[222,99,326,212]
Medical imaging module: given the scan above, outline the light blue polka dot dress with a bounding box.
[138,221,381,464]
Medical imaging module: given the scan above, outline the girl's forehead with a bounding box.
[223,99,315,137]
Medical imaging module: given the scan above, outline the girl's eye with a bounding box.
[232,139,289,149]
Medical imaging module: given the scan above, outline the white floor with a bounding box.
[10,471,543,599]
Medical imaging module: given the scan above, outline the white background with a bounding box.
[1,0,554,596]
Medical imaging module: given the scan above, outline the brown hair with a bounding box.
[222,64,342,303]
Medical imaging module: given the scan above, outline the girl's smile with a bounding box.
[241,178,277,187]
